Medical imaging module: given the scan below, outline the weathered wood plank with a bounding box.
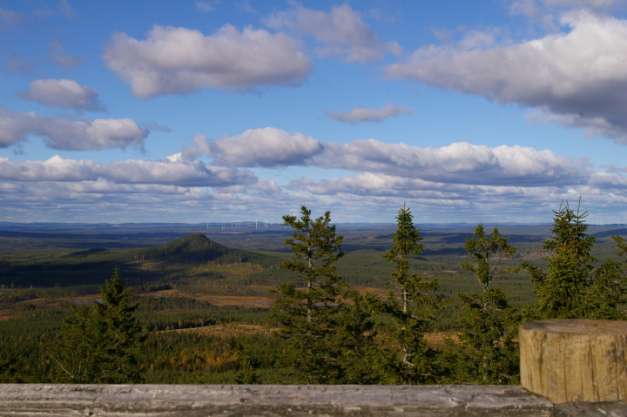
[0,384,554,417]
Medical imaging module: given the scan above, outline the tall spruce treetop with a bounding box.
[528,204,594,319]
[282,206,344,318]
[54,268,144,383]
[525,203,624,319]
[275,207,387,383]
[95,268,144,383]
[384,205,441,383]
[459,225,518,384]
[385,206,423,313]
[464,225,515,291]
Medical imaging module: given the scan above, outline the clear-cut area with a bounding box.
[520,320,627,404]
[0,384,625,417]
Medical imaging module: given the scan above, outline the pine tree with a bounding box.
[384,206,440,383]
[281,207,344,322]
[53,305,100,383]
[273,206,385,383]
[459,225,518,384]
[94,268,144,382]
[524,204,625,319]
[54,269,144,383]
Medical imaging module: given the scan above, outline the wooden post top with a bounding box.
[521,319,627,335]
[519,319,627,404]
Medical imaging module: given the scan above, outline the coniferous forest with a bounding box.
[0,204,625,384]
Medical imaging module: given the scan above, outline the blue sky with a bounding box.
[1,0,627,223]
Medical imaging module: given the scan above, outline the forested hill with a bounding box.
[0,234,272,288]
[140,233,263,264]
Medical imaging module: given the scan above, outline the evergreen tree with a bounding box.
[54,269,144,383]
[384,206,440,383]
[459,225,518,384]
[524,204,625,319]
[273,206,385,383]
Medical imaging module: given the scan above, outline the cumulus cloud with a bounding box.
[182,128,324,167]
[0,107,147,150]
[387,12,627,143]
[264,3,400,62]
[0,155,255,187]
[20,79,102,110]
[329,105,411,123]
[104,25,311,98]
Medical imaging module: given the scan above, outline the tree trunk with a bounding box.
[306,252,312,323]
[402,288,407,314]
[519,319,627,403]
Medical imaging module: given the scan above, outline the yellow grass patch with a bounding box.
[195,295,274,309]
[141,289,275,309]
[424,331,461,347]
[163,323,278,338]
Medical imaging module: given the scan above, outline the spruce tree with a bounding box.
[459,225,518,384]
[524,204,625,319]
[94,268,144,382]
[54,269,144,383]
[273,206,385,383]
[384,206,440,383]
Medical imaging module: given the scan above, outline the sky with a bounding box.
[1,0,627,224]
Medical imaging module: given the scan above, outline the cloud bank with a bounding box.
[180,127,585,187]
[0,155,255,187]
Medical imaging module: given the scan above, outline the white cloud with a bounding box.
[329,105,411,123]
[21,79,101,110]
[264,3,400,63]
[104,24,311,98]
[0,107,147,150]
[387,12,627,143]
[183,128,324,167]
[0,155,255,187]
